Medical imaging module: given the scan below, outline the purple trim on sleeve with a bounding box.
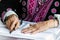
[1,8,12,22]
[7,8,12,11]
[1,11,5,21]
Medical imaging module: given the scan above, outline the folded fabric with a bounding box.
[0,20,60,40]
[54,14,60,28]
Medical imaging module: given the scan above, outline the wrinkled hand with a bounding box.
[5,14,20,32]
[21,21,51,34]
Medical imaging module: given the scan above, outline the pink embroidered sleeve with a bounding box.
[24,0,37,21]
[24,0,53,22]
[33,0,54,22]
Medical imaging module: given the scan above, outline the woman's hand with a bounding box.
[22,19,58,34]
[5,14,20,32]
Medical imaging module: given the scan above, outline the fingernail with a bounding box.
[10,29,14,33]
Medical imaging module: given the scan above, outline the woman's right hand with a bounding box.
[5,14,20,32]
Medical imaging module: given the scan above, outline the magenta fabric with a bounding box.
[1,0,59,22]
[33,0,53,22]
[24,0,37,21]
[24,0,53,22]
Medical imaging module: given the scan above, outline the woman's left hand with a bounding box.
[21,21,50,34]
[21,19,58,34]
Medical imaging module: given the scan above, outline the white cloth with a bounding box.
[54,14,60,28]
[0,20,60,40]
[56,32,60,40]
[3,10,17,22]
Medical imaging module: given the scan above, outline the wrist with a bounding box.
[47,19,58,28]
[54,19,59,27]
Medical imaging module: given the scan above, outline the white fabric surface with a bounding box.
[54,14,60,28]
[0,20,60,40]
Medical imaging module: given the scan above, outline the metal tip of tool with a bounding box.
[10,32,11,33]
[10,31,12,33]
[10,28,15,34]
[10,31,11,34]
[20,19,23,25]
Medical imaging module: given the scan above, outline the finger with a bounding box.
[31,28,46,34]
[6,20,11,29]
[31,29,41,34]
[24,27,37,33]
[21,24,34,33]
[22,25,38,33]
[22,24,34,32]
[21,24,32,33]
[32,26,48,34]
[24,24,38,33]
[10,20,16,31]
[6,21,9,28]
[15,22,20,30]
[31,28,41,34]
[21,27,30,33]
